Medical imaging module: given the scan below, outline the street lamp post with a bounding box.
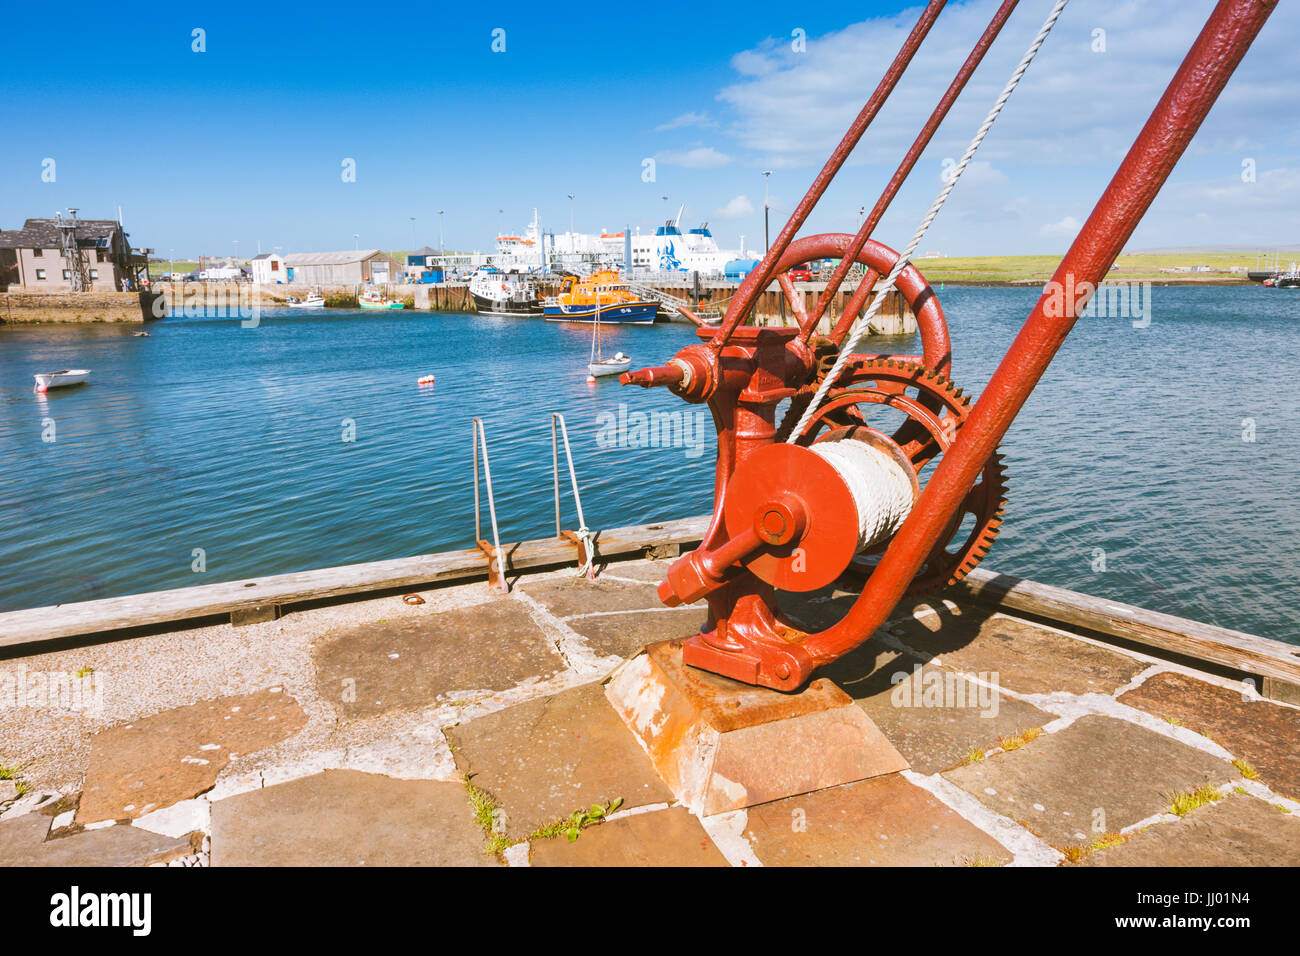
[353,233,359,250]
[438,210,445,273]
[761,170,772,253]
[567,194,575,236]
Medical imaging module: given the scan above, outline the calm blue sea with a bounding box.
[1,286,1296,644]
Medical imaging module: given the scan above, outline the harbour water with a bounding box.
[1,285,1296,645]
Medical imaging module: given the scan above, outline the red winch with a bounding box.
[622,0,1277,691]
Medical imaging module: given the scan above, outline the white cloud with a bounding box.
[715,195,755,219]
[654,111,714,132]
[656,146,732,169]
[1041,215,1083,237]
[648,0,1300,252]
[715,0,1300,169]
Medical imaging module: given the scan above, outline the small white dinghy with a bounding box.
[34,369,90,392]
[588,352,632,378]
[585,298,631,379]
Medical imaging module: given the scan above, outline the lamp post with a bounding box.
[761,170,772,252]
[438,210,445,260]
[353,233,359,250]
[567,194,575,236]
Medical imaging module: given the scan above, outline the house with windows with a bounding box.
[250,252,287,284]
[0,214,150,291]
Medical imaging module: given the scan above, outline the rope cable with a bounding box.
[785,0,1071,443]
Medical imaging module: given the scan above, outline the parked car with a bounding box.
[787,263,816,282]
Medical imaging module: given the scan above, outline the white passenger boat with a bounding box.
[34,369,90,392]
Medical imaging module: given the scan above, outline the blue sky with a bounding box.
[1,0,1295,258]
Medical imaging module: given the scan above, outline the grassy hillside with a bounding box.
[910,251,1263,284]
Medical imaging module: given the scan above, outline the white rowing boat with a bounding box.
[34,369,90,392]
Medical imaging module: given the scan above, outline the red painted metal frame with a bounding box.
[623,0,1278,690]
[805,0,1278,672]
[711,0,947,351]
[801,0,1022,347]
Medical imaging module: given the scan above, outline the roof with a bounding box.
[281,250,394,266]
[410,245,440,256]
[251,253,282,261]
[0,217,123,250]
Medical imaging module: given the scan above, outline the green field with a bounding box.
[148,261,199,277]
[908,252,1259,284]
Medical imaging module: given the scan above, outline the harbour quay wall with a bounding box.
[412,277,916,335]
[734,281,915,335]
[0,290,164,324]
[153,278,916,334]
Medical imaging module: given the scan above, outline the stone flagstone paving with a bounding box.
[1,557,1297,867]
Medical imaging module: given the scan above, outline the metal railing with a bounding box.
[552,413,596,579]
[471,414,599,591]
[471,417,508,593]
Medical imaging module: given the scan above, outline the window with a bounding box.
[33,248,43,258]
[62,270,70,279]
[271,260,280,271]
[35,269,46,280]
[89,269,99,279]
[97,250,107,262]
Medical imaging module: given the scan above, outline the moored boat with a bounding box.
[287,291,326,308]
[543,268,658,324]
[34,369,90,392]
[359,289,404,310]
[470,268,544,317]
[588,352,632,378]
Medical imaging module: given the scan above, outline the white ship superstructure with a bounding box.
[628,221,729,275]
[494,209,544,271]
[496,207,754,276]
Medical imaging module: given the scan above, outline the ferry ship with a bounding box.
[627,217,729,275]
[496,206,752,277]
[469,268,543,317]
[542,269,658,324]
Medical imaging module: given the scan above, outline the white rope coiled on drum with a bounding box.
[785,0,1071,443]
[809,439,915,551]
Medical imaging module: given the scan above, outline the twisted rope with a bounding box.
[786,0,1071,442]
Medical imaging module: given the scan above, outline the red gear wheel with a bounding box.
[779,356,1008,593]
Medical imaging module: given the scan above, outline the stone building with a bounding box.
[0,214,150,292]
